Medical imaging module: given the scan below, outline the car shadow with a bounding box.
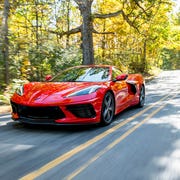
[9,121,100,133]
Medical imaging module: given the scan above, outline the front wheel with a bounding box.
[138,85,145,107]
[100,92,115,126]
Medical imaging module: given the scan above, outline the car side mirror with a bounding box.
[115,74,128,81]
[45,75,52,81]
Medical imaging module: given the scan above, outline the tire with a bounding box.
[138,85,145,107]
[100,92,115,126]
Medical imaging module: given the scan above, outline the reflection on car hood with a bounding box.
[21,82,105,104]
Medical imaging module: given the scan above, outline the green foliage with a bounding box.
[161,48,180,70]
[0,79,28,105]
[27,46,82,81]
[0,95,9,105]
[0,53,4,88]
[160,9,180,70]
[8,46,83,82]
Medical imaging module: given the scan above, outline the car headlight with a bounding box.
[16,85,24,96]
[66,85,101,97]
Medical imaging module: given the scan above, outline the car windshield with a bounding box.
[52,66,110,82]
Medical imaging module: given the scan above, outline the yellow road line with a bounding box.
[65,93,177,180]
[20,94,170,180]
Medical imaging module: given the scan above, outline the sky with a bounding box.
[172,0,180,13]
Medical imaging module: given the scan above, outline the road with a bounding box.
[0,70,179,180]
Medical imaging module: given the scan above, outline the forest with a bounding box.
[0,0,180,104]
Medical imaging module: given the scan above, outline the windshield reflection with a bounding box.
[52,67,110,82]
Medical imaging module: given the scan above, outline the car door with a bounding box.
[111,67,129,113]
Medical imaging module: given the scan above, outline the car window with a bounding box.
[52,67,110,82]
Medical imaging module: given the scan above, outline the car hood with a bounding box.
[18,82,107,104]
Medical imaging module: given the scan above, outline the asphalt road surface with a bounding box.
[0,70,179,180]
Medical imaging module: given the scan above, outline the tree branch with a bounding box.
[132,0,157,24]
[93,10,123,19]
[47,26,82,37]
[134,0,148,16]
[93,10,140,33]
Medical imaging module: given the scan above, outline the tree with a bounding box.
[49,0,168,66]
[1,0,10,84]
[69,0,140,65]
[0,0,176,87]
[161,9,180,69]
[92,0,174,73]
[73,0,94,64]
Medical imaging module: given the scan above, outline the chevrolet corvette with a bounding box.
[10,65,145,126]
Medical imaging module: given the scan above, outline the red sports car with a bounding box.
[10,65,145,126]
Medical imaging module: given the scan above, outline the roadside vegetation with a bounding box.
[0,0,179,105]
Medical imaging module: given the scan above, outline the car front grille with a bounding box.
[11,101,65,120]
[66,104,96,118]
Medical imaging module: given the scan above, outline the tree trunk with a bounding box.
[2,0,10,84]
[101,20,106,60]
[66,0,70,47]
[141,40,147,73]
[76,0,94,65]
[35,0,39,48]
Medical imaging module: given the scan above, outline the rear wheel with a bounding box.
[100,92,115,126]
[138,85,145,107]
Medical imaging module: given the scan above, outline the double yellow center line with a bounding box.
[20,93,176,180]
